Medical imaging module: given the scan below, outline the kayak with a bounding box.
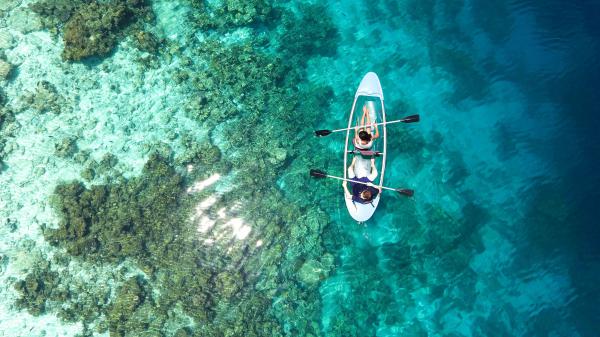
[343,72,387,222]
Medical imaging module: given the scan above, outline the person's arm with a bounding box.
[361,105,368,127]
[372,122,380,139]
[364,107,372,134]
[355,106,368,141]
[343,182,352,199]
[360,104,370,127]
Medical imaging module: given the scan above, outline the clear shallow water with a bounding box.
[0,0,599,336]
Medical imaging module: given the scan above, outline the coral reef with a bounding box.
[0,59,11,80]
[297,255,334,286]
[61,1,130,61]
[30,0,154,61]
[4,6,42,33]
[277,3,339,63]
[0,30,15,50]
[0,95,16,171]
[54,136,78,158]
[106,277,148,336]
[29,0,81,35]
[20,81,69,114]
[0,1,20,15]
[13,266,59,316]
[44,153,185,263]
[14,1,342,335]
[132,30,160,54]
[189,0,273,29]
[17,150,277,334]
[176,138,222,168]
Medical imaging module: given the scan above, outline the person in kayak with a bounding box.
[343,156,381,204]
[353,104,380,151]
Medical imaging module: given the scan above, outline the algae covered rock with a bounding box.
[214,271,243,299]
[107,276,146,335]
[29,0,81,34]
[177,139,222,169]
[62,1,130,61]
[45,152,185,263]
[14,268,60,316]
[0,102,16,171]
[0,30,15,50]
[80,166,95,181]
[54,136,78,158]
[191,0,272,29]
[297,256,333,286]
[0,59,11,81]
[5,7,43,33]
[133,30,160,53]
[20,81,68,114]
[278,3,339,62]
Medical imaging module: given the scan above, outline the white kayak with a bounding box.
[343,72,387,222]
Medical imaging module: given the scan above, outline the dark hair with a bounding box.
[358,130,372,142]
[360,189,373,201]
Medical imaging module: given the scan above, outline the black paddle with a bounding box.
[310,169,414,197]
[315,114,420,137]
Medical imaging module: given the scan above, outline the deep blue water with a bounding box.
[311,0,600,335]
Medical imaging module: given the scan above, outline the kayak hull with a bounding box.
[344,195,381,222]
[343,72,387,222]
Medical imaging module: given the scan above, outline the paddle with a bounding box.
[310,169,414,197]
[315,114,420,137]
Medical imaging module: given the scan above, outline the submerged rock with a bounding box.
[297,257,333,286]
[62,1,129,61]
[0,30,15,50]
[20,81,68,114]
[14,267,60,316]
[107,277,146,335]
[5,7,43,33]
[0,59,11,80]
[133,30,160,53]
[30,0,153,61]
[54,136,78,158]
[45,153,185,262]
[29,0,82,35]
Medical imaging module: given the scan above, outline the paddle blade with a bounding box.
[401,114,420,123]
[315,129,332,137]
[397,188,414,197]
[310,169,327,178]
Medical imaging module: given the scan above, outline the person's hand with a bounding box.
[342,182,352,199]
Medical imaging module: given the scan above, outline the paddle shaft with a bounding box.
[328,118,407,134]
[317,172,399,192]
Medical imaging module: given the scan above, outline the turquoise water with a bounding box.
[0,0,599,336]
